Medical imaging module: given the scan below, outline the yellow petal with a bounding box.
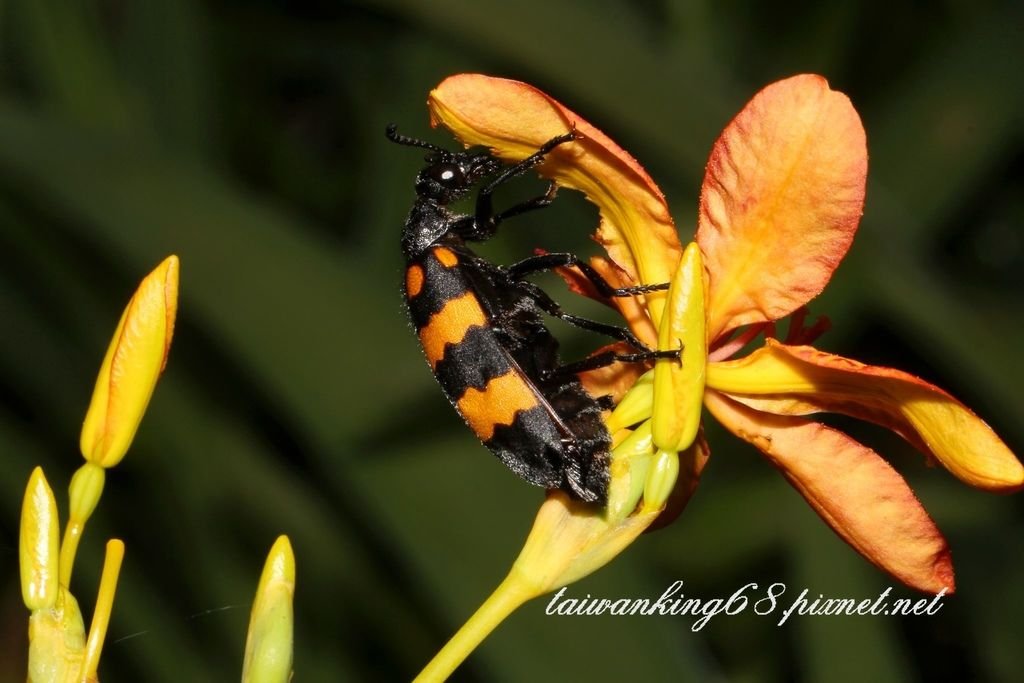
[696,75,867,339]
[20,467,60,611]
[428,74,681,325]
[707,340,1024,491]
[80,255,179,468]
[705,390,953,594]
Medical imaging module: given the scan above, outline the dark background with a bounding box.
[1,1,1022,681]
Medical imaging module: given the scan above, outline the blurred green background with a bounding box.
[1,1,1022,681]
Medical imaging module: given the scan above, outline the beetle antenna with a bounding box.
[386,124,445,153]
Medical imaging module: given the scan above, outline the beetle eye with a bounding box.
[428,163,465,187]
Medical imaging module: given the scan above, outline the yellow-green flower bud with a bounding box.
[605,420,655,522]
[605,369,654,434]
[20,467,60,612]
[242,536,295,683]
[652,242,706,453]
[643,448,681,510]
[68,462,106,529]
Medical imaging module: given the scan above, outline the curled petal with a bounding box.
[706,341,1024,491]
[696,75,867,339]
[429,74,681,324]
[705,390,953,594]
[80,255,179,468]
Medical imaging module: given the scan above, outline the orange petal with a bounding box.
[577,342,649,405]
[546,251,659,343]
[704,390,953,594]
[706,340,1024,492]
[696,75,867,339]
[429,74,681,325]
[588,257,660,348]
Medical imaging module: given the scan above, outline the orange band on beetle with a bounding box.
[418,292,488,368]
[434,247,459,267]
[457,370,541,440]
[405,264,425,298]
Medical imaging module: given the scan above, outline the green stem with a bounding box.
[61,462,106,585]
[58,520,83,586]
[81,539,125,682]
[414,572,535,682]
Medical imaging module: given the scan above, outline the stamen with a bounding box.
[796,314,832,345]
[784,306,832,345]
[786,307,809,340]
[709,323,769,362]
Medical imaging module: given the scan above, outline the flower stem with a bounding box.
[58,521,84,586]
[81,539,125,682]
[414,572,535,682]
[61,462,107,586]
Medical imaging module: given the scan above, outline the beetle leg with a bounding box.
[543,348,680,381]
[507,252,669,297]
[470,132,578,237]
[513,279,655,351]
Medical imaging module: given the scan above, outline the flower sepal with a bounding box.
[707,339,1024,491]
[27,587,87,683]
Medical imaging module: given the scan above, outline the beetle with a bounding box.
[387,124,677,502]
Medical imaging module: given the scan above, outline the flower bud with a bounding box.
[652,242,706,453]
[20,467,59,612]
[80,255,178,468]
[242,536,295,683]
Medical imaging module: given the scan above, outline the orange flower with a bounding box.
[428,73,1023,595]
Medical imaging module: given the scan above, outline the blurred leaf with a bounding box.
[6,0,131,126]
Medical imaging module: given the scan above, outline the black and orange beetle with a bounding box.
[387,125,676,502]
